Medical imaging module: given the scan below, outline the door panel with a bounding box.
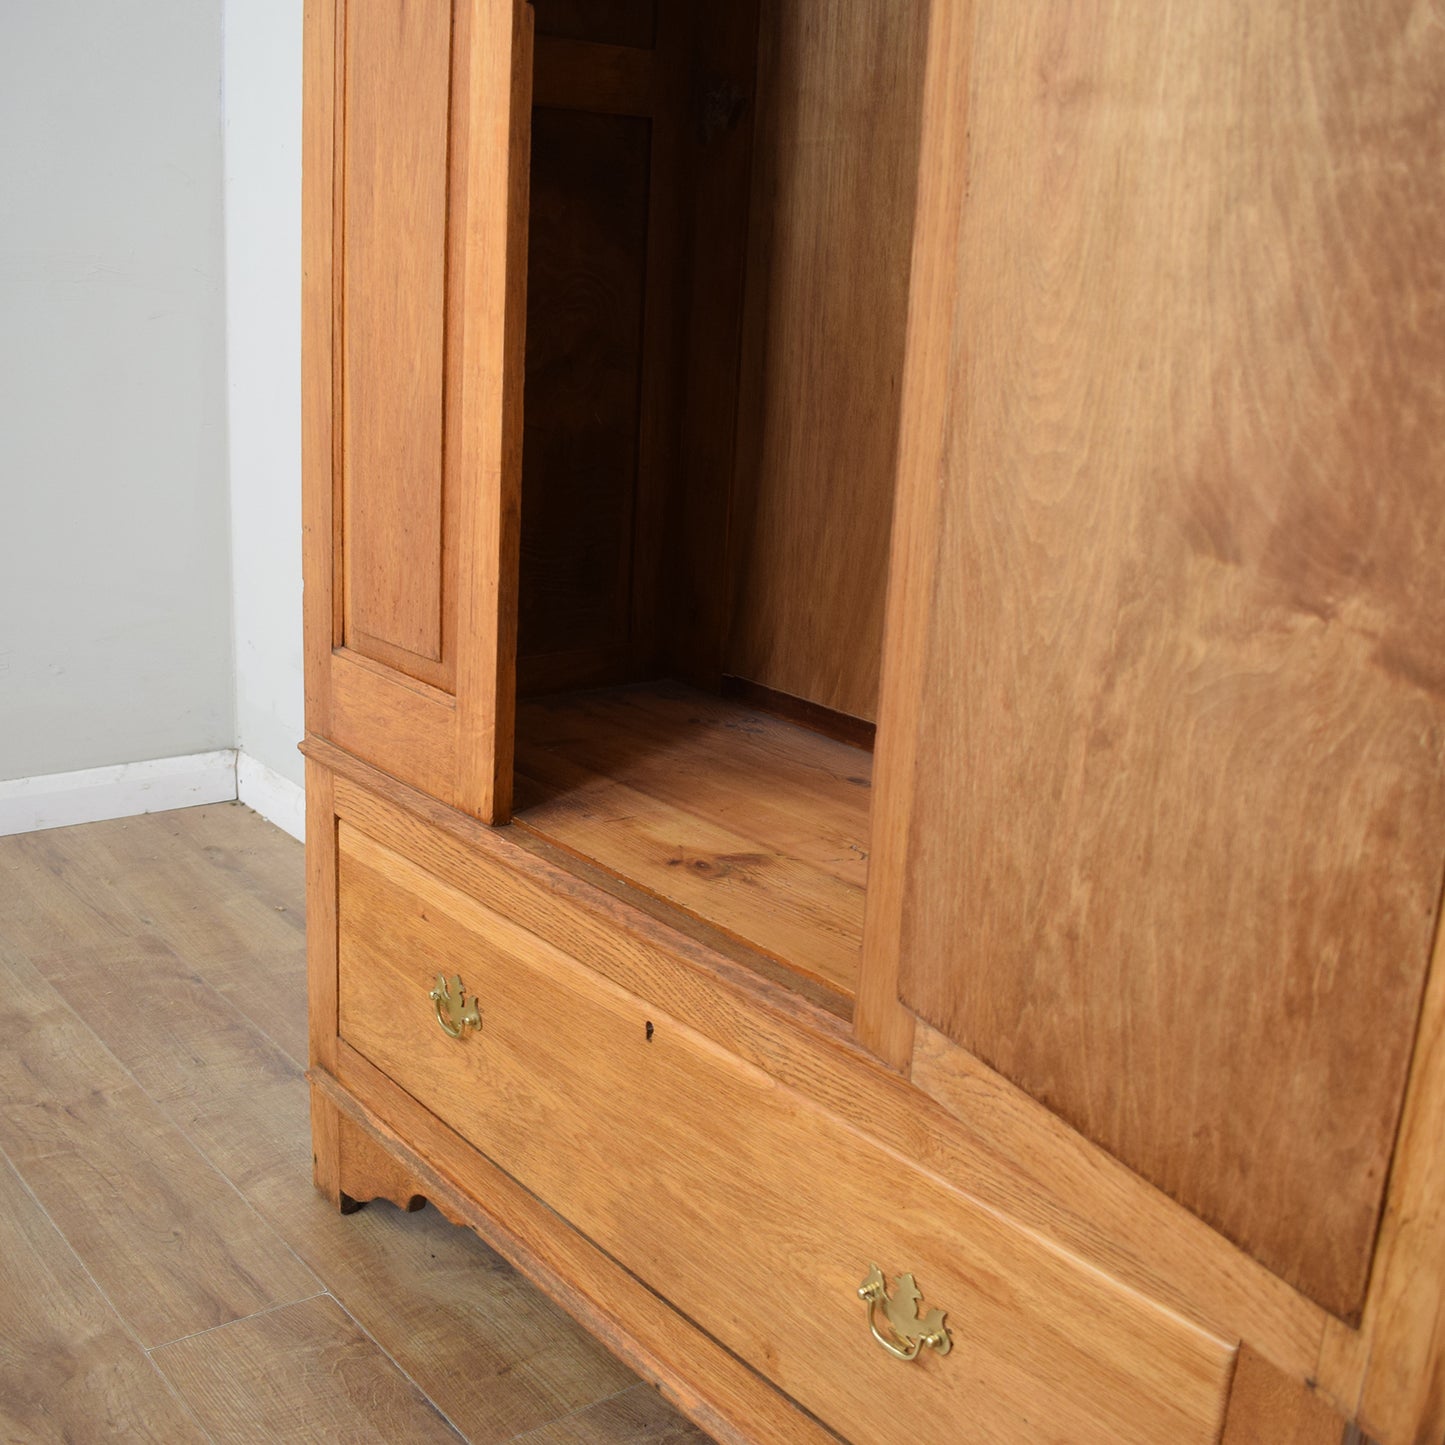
[304,0,532,822]
[341,0,453,679]
[874,0,1445,1319]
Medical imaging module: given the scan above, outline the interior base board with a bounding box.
[237,751,305,842]
[0,750,239,837]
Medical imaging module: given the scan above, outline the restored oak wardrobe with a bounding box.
[301,2,1445,1440]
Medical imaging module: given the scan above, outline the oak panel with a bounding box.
[531,0,655,50]
[531,37,655,117]
[519,107,651,670]
[891,0,1445,1318]
[328,647,457,802]
[849,0,974,1070]
[1221,1347,1346,1445]
[341,0,452,672]
[662,1,762,689]
[451,0,534,822]
[311,0,533,820]
[1357,899,1445,1443]
[724,0,929,721]
[337,825,1236,1445]
[303,0,338,735]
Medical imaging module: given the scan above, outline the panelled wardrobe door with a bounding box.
[303,0,532,822]
[865,0,1445,1331]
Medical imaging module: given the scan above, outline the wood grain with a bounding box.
[308,758,339,1072]
[0,950,318,1349]
[328,646,459,803]
[1221,1347,1347,1445]
[1314,1315,1370,1423]
[336,823,1237,1445]
[851,0,975,1071]
[518,16,696,698]
[531,0,655,50]
[662,0,761,690]
[624,3,691,683]
[531,37,655,117]
[519,106,652,670]
[308,0,533,820]
[514,682,869,997]
[317,742,1330,1387]
[453,0,533,823]
[302,0,337,736]
[340,0,452,673]
[518,683,872,886]
[1357,897,1445,1444]
[151,1294,461,1443]
[0,1150,207,1444]
[889,0,1445,1318]
[724,0,929,722]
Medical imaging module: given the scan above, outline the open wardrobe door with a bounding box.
[303,0,532,823]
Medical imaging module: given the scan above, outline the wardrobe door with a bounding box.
[865,0,1445,1324]
[303,0,532,821]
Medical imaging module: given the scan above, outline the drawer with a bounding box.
[335,820,1235,1445]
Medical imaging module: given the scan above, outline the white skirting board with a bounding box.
[0,751,240,837]
[237,752,305,842]
[0,749,306,842]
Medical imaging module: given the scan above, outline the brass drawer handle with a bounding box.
[428,973,482,1039]
[858,1266,952,1362]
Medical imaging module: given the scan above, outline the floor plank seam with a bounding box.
[504,1380,643,1443]
[178,952,310,1074]
[17,946,330,1309]
[145,1289,332,1356]
[326,1290,473,1441]
[0,1137,220,1444]
[0,1134,151,1357]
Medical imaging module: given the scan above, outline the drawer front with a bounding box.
[336,820,1234,1445]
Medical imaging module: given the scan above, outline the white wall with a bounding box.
[0,2,233,782]
[224,0,305,796]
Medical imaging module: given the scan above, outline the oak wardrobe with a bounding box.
[302,2,1445,1440]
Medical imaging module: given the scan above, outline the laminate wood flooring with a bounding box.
[0,802,711,1444]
